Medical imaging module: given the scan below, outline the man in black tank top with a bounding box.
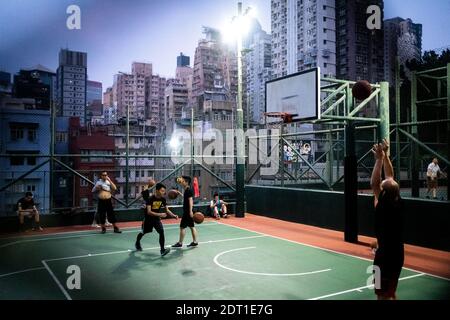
[370,139,404,300]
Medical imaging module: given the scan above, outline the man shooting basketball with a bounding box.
[370,139,404,300]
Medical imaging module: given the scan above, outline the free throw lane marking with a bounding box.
[214,247,332,276]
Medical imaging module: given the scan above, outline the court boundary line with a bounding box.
[0,222,219,249]
[41,260,72,300]
[43,235,267,262]
[39,234,267,300]
[0,267,46,278]
[0,223,238,281]
[218,222,450,281]
[214,246,332,276]
[308,273,426,300]
[0,226,143,240]
[0,221,219,241]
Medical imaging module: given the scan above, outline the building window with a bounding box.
[136,170,140,178]
[10,157,24,166]
[27,157,36,166]
[12,183,25,193]
[10,128,24,141]
[27,129,37,142]
[59,177,67,188]
[80,198,89,208]
[56,132,68,143]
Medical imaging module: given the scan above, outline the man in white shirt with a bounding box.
[92,171,122,234]
[426,158,440,199]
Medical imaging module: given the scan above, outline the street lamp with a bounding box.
[224,2,255,218]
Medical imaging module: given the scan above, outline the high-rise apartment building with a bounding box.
[336,0,384,83]
[193,27,237,104]
[245,24,272,124]
[114,62,151,121]
[177,52,190,67]
[271,0,336,79]
[384,17,422,84]
[57,49,87,124]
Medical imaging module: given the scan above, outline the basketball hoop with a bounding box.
[264,112,298,124]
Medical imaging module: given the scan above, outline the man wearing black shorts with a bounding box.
[371,139,404,300]
[172,176,199,248]
[135,183,178,256]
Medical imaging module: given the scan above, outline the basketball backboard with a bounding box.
[265,67,321,123]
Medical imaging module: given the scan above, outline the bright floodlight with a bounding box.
[237,15,251,36]
[221,17,238,44]
[169,136,180,150]
[221,7,255,44]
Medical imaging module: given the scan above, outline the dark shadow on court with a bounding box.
[111,248,185,279]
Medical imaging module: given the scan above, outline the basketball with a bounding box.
[148,179,156,187]
[168,189,179,200]
[352,80,372,100]
[193,212,204,224]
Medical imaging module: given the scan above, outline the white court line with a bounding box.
[214,247,332,276]
[0,221,219,241]
[40,234,266,300]
[0,223,219,249]
[43,235,267,262]
[41,260,72,300]
[308,273,426,300]
[218,222,450,281]
[0,226,141,240]
[0,222,221,279]
[0,267,46,278]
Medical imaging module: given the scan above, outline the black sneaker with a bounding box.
[426,196,430,199]
[171,242,182,248]
[187,242,198,247]
[101,227,106,234]
[135,241,142,251]
[114,227,122,234]
[160,248,170,256]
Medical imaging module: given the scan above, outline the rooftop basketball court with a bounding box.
[1,215,448,300]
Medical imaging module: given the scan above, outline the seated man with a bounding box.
[16,192,43,232]
[210,193,228,219]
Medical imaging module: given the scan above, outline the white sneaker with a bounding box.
[105,222,112,227]
[91,223,100,228]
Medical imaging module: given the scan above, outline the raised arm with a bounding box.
[381,139,394,179]
[106,176,117,191]
[371,144,385,206]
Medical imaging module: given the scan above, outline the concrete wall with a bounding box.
[245,185,450,251]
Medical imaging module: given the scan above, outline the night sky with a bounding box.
[1,0,449,90]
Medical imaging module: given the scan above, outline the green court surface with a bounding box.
[0,222,449,300]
